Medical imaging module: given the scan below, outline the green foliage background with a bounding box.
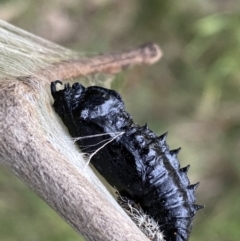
[0,0,240,240]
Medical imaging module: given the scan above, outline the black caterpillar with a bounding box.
[51,80,204,241]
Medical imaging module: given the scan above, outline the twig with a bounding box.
[40,42,162,81]
[0,21,162,241]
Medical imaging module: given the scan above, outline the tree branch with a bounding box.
[0,21,162,241]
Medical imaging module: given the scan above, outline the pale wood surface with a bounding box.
[0,36,162,241]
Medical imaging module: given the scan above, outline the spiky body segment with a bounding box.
[51,81,204,241]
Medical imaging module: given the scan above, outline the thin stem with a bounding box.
[42,42,162,81]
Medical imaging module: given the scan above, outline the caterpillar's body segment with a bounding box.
[51,80,204,241]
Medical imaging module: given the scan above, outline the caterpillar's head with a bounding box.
[51,80,85,124]
[51,80,130,133]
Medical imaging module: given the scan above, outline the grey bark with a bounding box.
[0,20,162,241]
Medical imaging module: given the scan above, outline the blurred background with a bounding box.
[0,0,240,240]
